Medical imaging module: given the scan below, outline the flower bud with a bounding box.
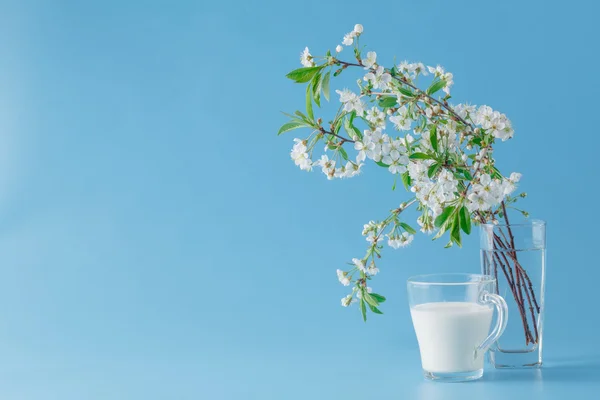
[354,24,364,34]
[336,45,343,53]
[466,144,472,150]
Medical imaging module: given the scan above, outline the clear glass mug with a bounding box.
[407,273,508,382]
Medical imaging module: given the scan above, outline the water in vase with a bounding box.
[481,248,545,368]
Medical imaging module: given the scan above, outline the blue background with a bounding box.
[0,0,598,398]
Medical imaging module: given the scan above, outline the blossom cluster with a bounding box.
[466,172,522,212]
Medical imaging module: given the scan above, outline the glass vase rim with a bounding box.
[481,219,546,228]
[407,273,496,286]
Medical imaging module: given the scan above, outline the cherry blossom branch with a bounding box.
[286,25,526,324]
[334,59,473,129]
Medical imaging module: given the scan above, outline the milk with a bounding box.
[410,302,493,373]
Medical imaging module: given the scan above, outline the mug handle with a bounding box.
[475,292,508,359]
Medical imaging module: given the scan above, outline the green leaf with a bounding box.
[364,293,379,307]
[492,166,503,180]
[409,152,432,160]
[370,293,386,303]
[360,298,367,322]
[375,161,390,168]
[311,72,322,107]
[392,175,397,191]
[368,304,384,314]
[277,121,306,135]
[427,79,446,95]
[430,126,438,152]
[459,206,472,235]
[435,206,455,229]
[400,222,417,234]
[339,147,349,160]
[401,172,412,190]
[432,225,448,240]
[427,162,440,178]
[397,87,415,97]
[334,117,344,134]
[322,71,331,101]
[294,110,309,122]
[463,170,473,181]
[344,119,362,140]
[444,241,453,248]
[349,111,356,124]
[419,116,427,131]
[378,96,398,108]
[333,68,343,77]
[286,66,323,83]
[306,83,314,121]
[451,213,462,247]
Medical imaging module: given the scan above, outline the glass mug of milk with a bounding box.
[407,273,508,382]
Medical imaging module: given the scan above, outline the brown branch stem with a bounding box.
[318,127,355,144]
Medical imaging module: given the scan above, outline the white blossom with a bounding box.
[428,65,445,77]
[442,72,453,95]
[417,215,435,234]
[352,258,367,272]
[454,103,476,120]
[354,24,364,34]
[365,106,386,128]
[335,89,365,115]
[342,32,355,46]
[344,161,363,178]
[316,154,337,180]
[473,106,513,141]
[336,45,343,53]
[300,47,315,68]
[388,232,414,249]
[290,139,312,171]
[365,232,379,244]
[364,66,392,90]
[354,140,368,163]
[341,294,356,307]
[389,106,413,131]
[367,261,379,276]
[398,61,427,79]
[363,51,377,69]
[337,269,351,286]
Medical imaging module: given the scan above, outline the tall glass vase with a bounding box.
[480,220,546,368]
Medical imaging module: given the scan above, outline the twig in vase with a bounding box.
[492,251,533,344]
